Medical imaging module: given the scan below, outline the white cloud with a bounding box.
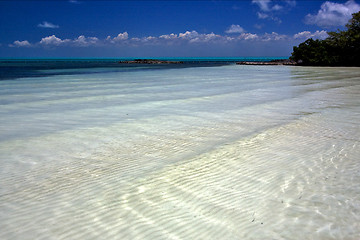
[38,21,59,29]
[179,31,200,40]
[294,30,328,40]
[113,32,129,41]
[183,32,222,43]
[9,29,294,50]
[39,35,70,46]
[252,0,287,12]
[130,37,141,42]
[238,33,259,40]
[160,31,221,43]
[252,0,272,12]
[142,36,157,43]
[262,32,287,41]
[257,12,269,19]
[139,30,223,44]
[105,32,129,44]
[294,31,311,39]
[272,4,283,11]
[159,33,178,39]
[225,24,245,34]
[253,0,296,22]
[305,0,360,28]
[257,12,282,23]
[9,40,32,48]
[73,35,99,46]
[201,33,221,42]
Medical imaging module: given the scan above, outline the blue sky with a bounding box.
[1,0,359,58]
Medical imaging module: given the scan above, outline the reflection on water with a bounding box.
[0,65,360,239]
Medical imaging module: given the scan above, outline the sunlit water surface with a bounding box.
[0,65,360,239]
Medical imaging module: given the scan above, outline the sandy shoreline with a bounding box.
[1,65,360,239]
[236,59,296,65]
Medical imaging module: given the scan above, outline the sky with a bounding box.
[1,0,360,58]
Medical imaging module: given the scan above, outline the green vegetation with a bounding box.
[291,11,360,66]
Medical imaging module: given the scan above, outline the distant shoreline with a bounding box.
[236,59,296,66]
[118,58,296,65]
[3,58,359,68]
[119,59,184,64]
[0,57,288,63]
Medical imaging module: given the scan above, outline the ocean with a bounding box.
[0,59,359,239]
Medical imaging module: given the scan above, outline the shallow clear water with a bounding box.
[0,64,359,239]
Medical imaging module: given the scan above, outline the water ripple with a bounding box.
[1,66,360,239]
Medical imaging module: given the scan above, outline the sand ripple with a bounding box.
[1,66,360,239]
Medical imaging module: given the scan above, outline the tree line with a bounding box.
[291,11,360,66]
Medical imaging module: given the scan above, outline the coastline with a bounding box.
[0,57,289,80]
[118,59,184,64]
[236,59,296,66]
[118,58,297,65]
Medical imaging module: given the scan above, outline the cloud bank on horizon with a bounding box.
[9,30,329,49]
[2,0,360,57]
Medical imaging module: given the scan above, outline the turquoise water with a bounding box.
[0,57,287,61]
[0,57,286,80]
[0,63,359,239]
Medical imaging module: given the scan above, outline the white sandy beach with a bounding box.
[0,65,359,239]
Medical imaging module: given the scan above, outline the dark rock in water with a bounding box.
[236,59,296,66]
[119,59,183,64]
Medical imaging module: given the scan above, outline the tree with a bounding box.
[291,39,333,66]
[291,11,360,66]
